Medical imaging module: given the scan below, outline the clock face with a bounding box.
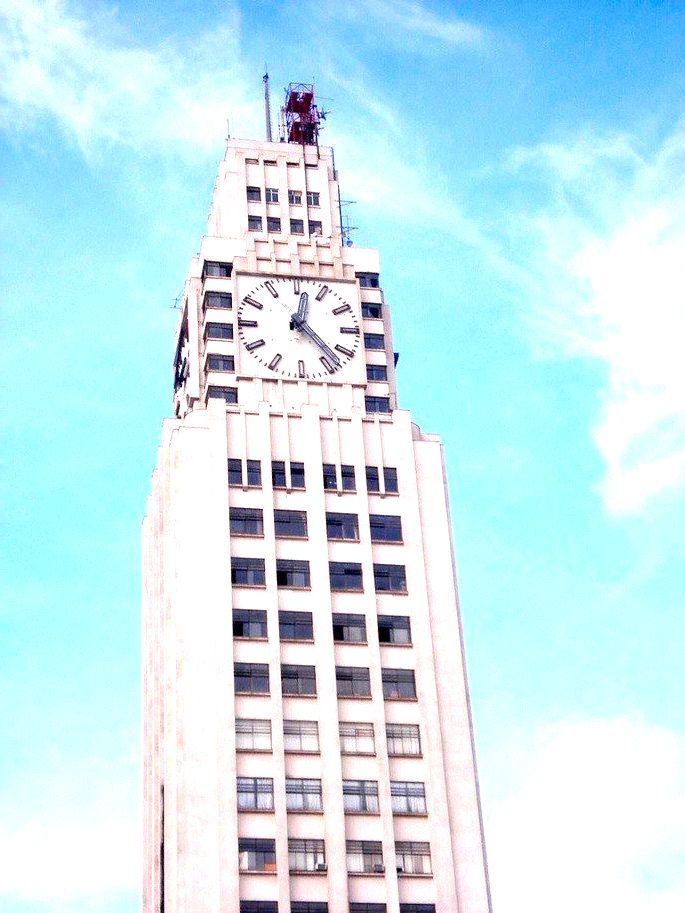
[236,276,361,380]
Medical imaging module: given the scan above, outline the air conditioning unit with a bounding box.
[373,863,385,873]
[316,862,328,872]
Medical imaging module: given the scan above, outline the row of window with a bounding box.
[231,508,402,542]
[206,356,386,385]
[234,663,417,700]
[231,558,407,593]
[238,838,431,875]
[200,264,379,292]
[247,187,320,206]
[208,388,389,412]
[237,719,421,756]
[248,216,323,235]
[228,461,399,494]
[206,322,386,353]
[241,904,434,913]
[234,610,411,645]
[202,291,383,322]
[237,776,426,815]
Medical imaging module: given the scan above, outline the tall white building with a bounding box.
[142,84,491,913]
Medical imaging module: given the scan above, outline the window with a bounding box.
[272,460,305,489]
[306,191,320,206]
[346,840,383,873]
[329,561,363,591]
[206,322,233,340]
[378,615,411,645]
[237,776,274,811]
[336,666,371,698]
[288,189,302,205]
[234,663,269,695]
[362,302,383,319]
[276,559,310,589]
[236,718,272,751]
[274,509,307,538]
[286,778,323,812]
[204,291,232,310]
[386,723,421,756]
[229,507,264,536]
[233,609,267,639]
[283,719,319,753]
[373,563,407,593]
[267,216,281,232]
[340,464,356,491]
[291,462,305,488]
[248,215,263,231]
[399,906,436,913]
[350,905,387,913]
[238,838,276,873]
[208,386,238,403]
[365,396,391,414]
[370,514,402,542]
[322,463,337,490]
[395,841,432,875]
[291,905,328,913]
[364,332,385,350]
[339,721,374,754]
[207,354,235,372]
[272,460,287,488]
[290,219,304,234]
[382,668,416,700]
[289,838,326,873]
[309,220,322,234]
[203,260,231,278]
[279,611,313,641]
[391,781,427,815]
[332,613,367,644]
[281,664,317,696]
[356,272,380,288]
[365,466,380,492]
[228,459,262,487]
[231,557,265,587]
[240,902,278,913]
[366,363,387,381]
[326,512,359,541]
[384,467,398,492]
[246,186,261,201]
[343,780,379,814]
[265,187,278,203]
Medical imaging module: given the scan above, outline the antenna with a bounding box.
[263,71,273,142]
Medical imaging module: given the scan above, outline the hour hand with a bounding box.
[292,316,341,366]
[297,293,309,321]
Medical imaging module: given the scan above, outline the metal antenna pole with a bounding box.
[263,71,273,142]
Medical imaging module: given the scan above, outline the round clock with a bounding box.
[236,277,361,379]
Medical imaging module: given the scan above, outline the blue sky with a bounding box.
[1,1,684,910]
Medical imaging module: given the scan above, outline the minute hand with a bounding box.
[292,316,341,365]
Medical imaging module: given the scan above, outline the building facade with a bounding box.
[142,88,491,913]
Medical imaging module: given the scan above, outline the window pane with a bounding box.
[233,609,267,638]
[362,302,383,319]
[238,838,276,872]
[383,467,398,492]
[288,190,302,205]
[364,332,385,350]
[236,718,272,751]
[283,719,319,752]
[381,668,416,700]
[272,460,287,488]
[346,840,383,873]
[332,613,367,643]
[307,191,320,206]
[390,781,427,815]
[386,723,421,756]
[365,465,380,492]
[395,841,432,875]
[329,562,363,591]
[234,663,270,694]
[227,458,242,486]
[276,559,311,588]
[290,462,306,489]
[322,463,337,490]
[373,563,407,593]
[248,215,263,231]
[207,386,237,403]
[204,291,232,310]
[279,611,313,641]
[339,721,374,754]
[207,354,235,372]
[267,216,281,232]
[246,186,261,201]
[230,507,264,536]
[288,838,326,872]
[281,664,317,696]
[356,272,380,288]
[369,515,403,542]
[286,778,323,811]
[366,363,387,380]
[231,557,266,586]
[365,396,390,413]
[340,465,356,491]
[206,322,233,339]
[203,260,231,278]
[274,509,307,538]
[326,512,359,541]
[335,666,371,698]
[246,460,262,486]
[343,780,379,814]
[265,187,278,202]
[237,776,274,811]
[290,219,304,234]
[378,615,411,645]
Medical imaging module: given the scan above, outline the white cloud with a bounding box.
[484,716,685,913]
[343,0,485,49]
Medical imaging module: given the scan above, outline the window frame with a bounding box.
[234,662,270,695]
[207,385,238,403]
[343,779,379,814]
[248,214,263,231]
[378,614,412,645]
[386,723,421,757]
[364,332,385,350]
[366,363,387,381]
[329,561,363,592]
[395,841,432,875]
[238,837,276,873]
[236,776,274,812]
[274,509,308,538]
[365,395,391,414]
[335,665,371,698]
[285,777,323,812]
[276,559,311,589]
[381,667,417,701]
[266,216,281,233]
[332,613,367,644]
[369,514,403,543]
[390,780,427,815]
[281,663,317,697]
[232,608,267,639]
[246,186,261,202]
[206,353,235,373]
[326,512,359,541]
[231,557,266,587]
[338,721,375,755]
[346,840,384,873]
[203,291,232,310]
[229,507,264,537]
[288,189,302,205]
[290,218,305,234]
[235,718,271,751]
[362,302,383,319]
[373,563,407,593]
[205,322,234,340]
[283,719,319,753]
[279,610,314,642]
[288,838,326,873]
[265,186,279,203]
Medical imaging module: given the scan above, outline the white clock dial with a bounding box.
[236,277,361,379]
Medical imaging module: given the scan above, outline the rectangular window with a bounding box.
[288,838,326,873]
[285,778,323,812]
[228,460,243,485]
[281,664,317,696]
[391,781,427,815]
[283,719,319,753]
[274,509,307,538]
[365,465,380,492]
[340,464,356,491]
[386,723,421,756]
[332,613,367,644]
[288,189,302,205]
[343,780,379,814]
[339,721,375,755]
[309,220,322,234]
[306,191,320,206]
[205,322,233,340]
[362,302,383,319]
[346,840,383,873]
[229,507,264,536]
[236,718,272,751]
[204,291,232,310]
[279,611,313,641]
[207,354,235,372]
[272,460,286,488]
[203,260,231,278]
[240,902,279,913]
[231,557,265,587]
[238,838,276,873]
[276,559,310,589]
[234,662,269,695]
[382,668,416,700]
[373,563,407,593]
[378,615,412,645]
[384,467,398,492]
[356,272,380,288]
[232,609,267,639]
[228,459,262,487]
[207,385,238,403]
[267,216,281,232]
[265,187,279,203]
[248,215,263,231]
[322,463,337,490]
[326,512,359,541]
[329,561,363,592]
[246,186,261,201]
[336,666,371,698]
[290,219,304,234]
[364,332,385,350]
[350,905,387,913]
[366,363,387,381]
[291,462,305,488]
[365,396,390,414]
[395,841,432,875]
[291,905,329,913]
[272,461,305,489]
[237,776,274,811]
[370,514,402,542]
[399,906,436,913]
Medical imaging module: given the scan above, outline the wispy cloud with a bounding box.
[339,0,486,50]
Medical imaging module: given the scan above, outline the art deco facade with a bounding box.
[142,90,491,913]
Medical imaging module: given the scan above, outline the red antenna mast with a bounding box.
[280,82,324,147]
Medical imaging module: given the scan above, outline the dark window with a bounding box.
[373,563,407,593]
[343,780,379,813]
[288,838,326,873]
[365,465,380,492]
[248,215,263,231]
[382,668,416,700]
[362,302,382,319]
[369,514,403,542]
[336,666,371,698]
[356,272,380,288]
[384,467,398,492]
[391,781,427,815]
[322,463,337,490]
[246,186,261,201]
[247,460,262,486]
[340,464,356,491]
[306,191,320,206]
[265,187,278,203]
[288,189,302,205]
[364,332,385,350]
[339,721,375,755]
[205,322,233,340]
[281,664,317,696]
[350,905,387,913]
[285,777,323,812]
[207,385,237,403]
[329,562,363,591]
[267,216,281,232]
[378,615,411,645]
[395,841,432,875]
[240,902,278,913]
[233,609,267,639]
[230,507,264,536]
[234,663,269,694]
[291,462,305,488]
[365,396,390,414]
[272,461,305,489]
[279,611,313,641]
[290,219,304,234]
[332,613,367,644]
[309,220,322,234]
[274,509,307,538]
[228,458,242,486]
[236,718,272,751]
[276,559,310,589]
[231,557,266,587]
[366,363,387,381]
[207,354,234,372]
[272,460,286,488]
[203,260,231,278]
[326,512,359,541]
[283,719,319,752]
[291,904,328,913]
[237,776,274,811]
[204,291,232,310]
[399,906,436,913]
[346,840,383,873]
[386,723,421,756]
[238,838,276,872]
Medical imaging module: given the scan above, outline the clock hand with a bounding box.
[292,315,341,365]
[297,292,309,321]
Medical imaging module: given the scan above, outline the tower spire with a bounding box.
[263,70,273,143]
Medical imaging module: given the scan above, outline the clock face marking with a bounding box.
[340,326,359,335]
[315,285,329,301]
[335,344,354,357]
[265,281,278,298]
[332,304,351,315]
[293,278,300,293]
[245,339,265,351]
[298,360,306,378]
[268,354,282,370]
[238,319,258,328]
[320,356,335,373]
[243,296,263,309]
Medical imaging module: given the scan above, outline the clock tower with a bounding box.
[142,83,491,913]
